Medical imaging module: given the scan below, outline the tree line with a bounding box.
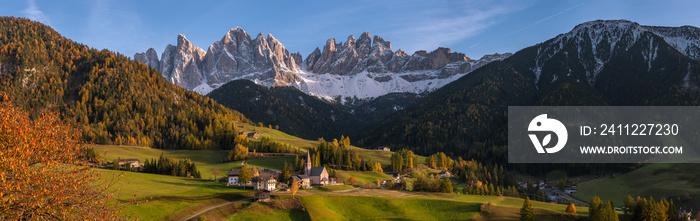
[305,137,376,171]
[139,154,201,178]
[223,136,301,162]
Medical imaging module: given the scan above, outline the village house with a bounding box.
[303,152,329,185]
[226,168,258,186]
[238,131,248,137]
[254,190,271,202]
[678,207,693,221]
[248,132,260,139]
[252,175,277,191]
[439,170,451,178]
[118,159,141,169]
[374,147,390,151]
[289,175,311,189]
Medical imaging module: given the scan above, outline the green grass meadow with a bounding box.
[335,170,394,185]
[96,168,253,220]
[574,163,700,207]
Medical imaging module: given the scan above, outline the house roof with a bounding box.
[227,169,241,176]
[119,158,140,162]
[290,175,309,181]
[439,171,450,174]
[227,168,260,177]
[252,175,276,182]
[310,167,327,176]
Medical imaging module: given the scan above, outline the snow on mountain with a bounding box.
[135,29,510,102]
[529,20,700,86]
[645,25,700,61]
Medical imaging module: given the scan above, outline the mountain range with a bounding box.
[357,20,700,163]
[135,29,511,102]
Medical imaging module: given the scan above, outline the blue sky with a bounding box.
[3,0,700,59]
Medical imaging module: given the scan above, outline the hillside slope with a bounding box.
[358,20,700,164]
[0,17,248,149]
[207,80,362,140]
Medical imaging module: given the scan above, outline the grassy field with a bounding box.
[335,170,394,185]
[240,123,320,151]
[96,169,253,220]
[101,165,585,220]
[227,201,310,221]
[298,193,585,221]
[94,145,295,179]
[316,185,356,192]
[573,163,700,207]
[300,195,481,220]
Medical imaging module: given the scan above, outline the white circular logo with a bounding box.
[528,114,568,153]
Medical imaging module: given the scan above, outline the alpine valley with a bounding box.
[5,12,700,220]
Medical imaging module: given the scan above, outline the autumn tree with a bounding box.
[290,181,300,199]
[239,163,253,189]
[373,162,384,172]
[0,94,122,220]
[348,177,357,185]
[565,203,577,215]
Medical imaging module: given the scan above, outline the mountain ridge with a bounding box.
[135,29,511,102]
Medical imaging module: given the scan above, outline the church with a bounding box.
[303,152,329,185]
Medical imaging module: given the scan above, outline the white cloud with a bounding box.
[23,0,51,26]
[83,0,150,56]
[387,0,525,54]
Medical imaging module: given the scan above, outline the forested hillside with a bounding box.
[0,17,248,149]
[358,20,700,171]
[208,80,362,140]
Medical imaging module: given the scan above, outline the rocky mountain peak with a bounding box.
[530,19,700,88]
[136,28,510,101]
[344,35,356,49]
[134,48,160,71]
[394,49,408,57]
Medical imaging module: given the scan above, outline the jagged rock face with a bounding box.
[302,32,498,80]
[135,29,510,101]
[134,48,160,71]
[202,28,299,88]
[158,34,207,90]
[134,28,300,93]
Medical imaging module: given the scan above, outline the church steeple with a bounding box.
[305,151,312,175]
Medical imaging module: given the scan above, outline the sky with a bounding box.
[3,0,700,59]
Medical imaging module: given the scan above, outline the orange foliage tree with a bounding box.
[0,94,122,220]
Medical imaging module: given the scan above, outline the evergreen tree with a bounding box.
[624,195,635,220]
[589,196,603,221]
[440,178,454,193]
[520,197,535,221]
[602,202,619,221]
[280,161,292,183]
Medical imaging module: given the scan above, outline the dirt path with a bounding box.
[180,197,252,221]
[332,187,360,193]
